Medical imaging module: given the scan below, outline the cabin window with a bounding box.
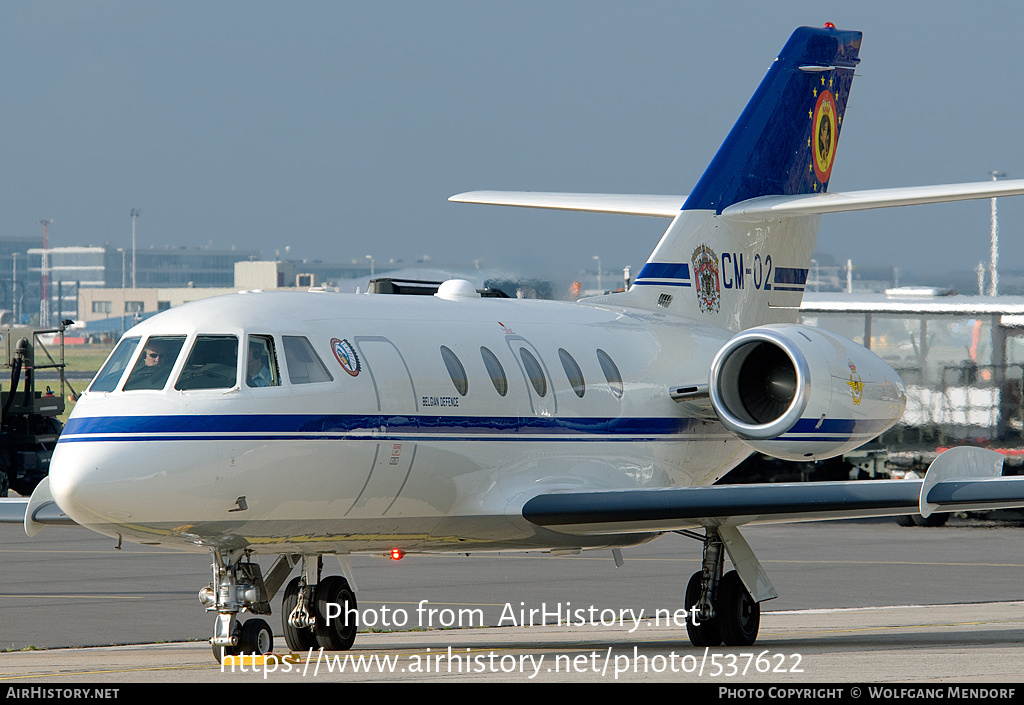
[89,336,140,392]
[440,346,468,396]
[480,346,507,397]
[174,335,239,390]
[559,348,586,398]
[122,335,187,391]
[597,349,623,399]
[282,335,334,384]
[246,335,280,388]
[519,348,547,398]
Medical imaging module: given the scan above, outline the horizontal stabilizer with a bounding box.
[722,179,1024,220]
[450,179,1024,223]
[449,191,685,217]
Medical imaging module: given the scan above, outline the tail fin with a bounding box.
[633,26,862,328]
[685,26,861,212]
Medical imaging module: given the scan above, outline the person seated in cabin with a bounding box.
[246,337,277,387]
[122,336,184,391]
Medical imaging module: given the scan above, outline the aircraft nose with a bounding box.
[49,436,182,530]
[48,433,221,540]
[47,442,123,527]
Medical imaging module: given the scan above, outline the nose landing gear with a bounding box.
[203,548,276,662]
[200,550,361,662]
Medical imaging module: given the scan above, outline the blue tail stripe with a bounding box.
[636,262,691,282]
[774,267,809,285]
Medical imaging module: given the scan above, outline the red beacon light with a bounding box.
[824,22,835,28]
[390,548,405,560]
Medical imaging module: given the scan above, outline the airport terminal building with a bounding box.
[0,240,373,327]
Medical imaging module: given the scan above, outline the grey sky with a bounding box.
[2,1,1021,287]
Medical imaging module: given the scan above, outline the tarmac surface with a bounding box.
[1,516,1023,683]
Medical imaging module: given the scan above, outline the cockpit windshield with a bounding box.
[89,337,141,393]
[175,335,239,390]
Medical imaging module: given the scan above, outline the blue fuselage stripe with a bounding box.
[58,414,890,444]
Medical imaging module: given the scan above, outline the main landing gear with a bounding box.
[199,551,358,663]
[680,527,766,647]
[281,557,358,652]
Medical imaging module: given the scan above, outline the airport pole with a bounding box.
[989,171,1005,297]
[11,253,17,324]
[38,219,52,327]
[130,209,140,290]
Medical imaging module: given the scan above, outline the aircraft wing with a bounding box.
[0,498,29,524]
[0,482,76,535]
[522,447,1024,535]
[721,179,1024,220]
[448,191,686,217]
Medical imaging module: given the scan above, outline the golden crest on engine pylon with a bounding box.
[848,360,864,405]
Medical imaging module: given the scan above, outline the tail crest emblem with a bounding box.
[812,87,838,184]
[692,244,721,314]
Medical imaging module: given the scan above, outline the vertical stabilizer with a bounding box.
[628,26,861,329]
[685,26,861,212]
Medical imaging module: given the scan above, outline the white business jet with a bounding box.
[7,25,1024,661]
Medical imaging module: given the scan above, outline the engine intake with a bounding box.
[709,324,905,461]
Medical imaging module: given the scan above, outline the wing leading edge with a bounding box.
[522,447,1023,536]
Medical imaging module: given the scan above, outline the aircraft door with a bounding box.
[346,337,418,517]
[506,336,557,417]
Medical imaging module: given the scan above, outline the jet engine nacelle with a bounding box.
[709,324,906,461]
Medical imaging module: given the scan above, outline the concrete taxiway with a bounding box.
[1,602,1023,683]
[1,517,1023,682]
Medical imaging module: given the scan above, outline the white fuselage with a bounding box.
[50,290,746,555]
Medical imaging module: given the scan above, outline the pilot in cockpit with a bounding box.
[141,341,167,368]
[122,337,180,391]
[246,339,274,387]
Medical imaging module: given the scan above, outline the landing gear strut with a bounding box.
[681,527,761,647]
[201,549,275,662]
[282,556,358,652]
[198,551,359,662]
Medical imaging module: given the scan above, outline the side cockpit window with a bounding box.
[122,336,187,391]
[89,337,141,392]
[282,336,334,384]
[246,335,280,388]
[175,335,239,391]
